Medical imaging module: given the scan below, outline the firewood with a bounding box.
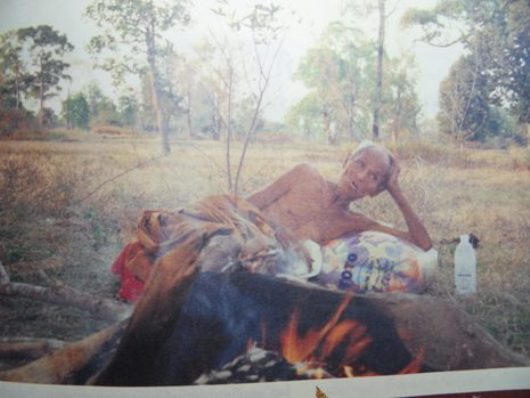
[0,321,126,384]
[0,260,130,322]
[0,338,67,360]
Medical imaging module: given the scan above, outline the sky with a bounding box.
[0,0,464,123]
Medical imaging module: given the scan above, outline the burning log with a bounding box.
[94,271,430,386]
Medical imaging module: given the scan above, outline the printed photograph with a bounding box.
[0,0,529,396]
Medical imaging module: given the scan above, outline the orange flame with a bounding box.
[398,347,425,375]
[278,294,423,378]
[280,294,374,369]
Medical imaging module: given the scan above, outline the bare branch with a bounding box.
[0,269,130,322]
[0,338,67,360]
[0,321,126,384]
[72,154,165,205]
[226,66,234,192]
[233,35,285,195]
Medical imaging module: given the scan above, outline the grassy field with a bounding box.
[0,131,529,364]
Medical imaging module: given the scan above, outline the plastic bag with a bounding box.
[316,232,437,293]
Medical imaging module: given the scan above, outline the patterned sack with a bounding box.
[316,232,438,294]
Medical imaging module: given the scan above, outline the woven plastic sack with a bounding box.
[316,232,437,293]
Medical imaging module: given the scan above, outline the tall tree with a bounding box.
[289,18,419,143]
[17,25,73,127]
[372,0,386,141]
[86,0,191,154]
[0,30,31,110]
[403,0,530,141]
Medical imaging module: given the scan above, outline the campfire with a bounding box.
[194,288,425,385]
[0,196,525,386]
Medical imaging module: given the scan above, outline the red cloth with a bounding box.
[111,242,151,302]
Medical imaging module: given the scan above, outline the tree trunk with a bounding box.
[392,86,402,143]
[145,29,170,155]
[38,55,44,128]
[372,0,385,141]
[186,88,193,140]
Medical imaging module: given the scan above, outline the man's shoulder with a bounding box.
[291,163,322,177]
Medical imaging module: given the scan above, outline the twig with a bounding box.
[233,34,285,196]
[0,260,10,285]
[72,155,165,205]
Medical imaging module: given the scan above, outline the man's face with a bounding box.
[339,148,391,200]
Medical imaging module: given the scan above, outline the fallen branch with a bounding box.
[0,321,127,384]
[0,261,130,322]
[0,338,67,360]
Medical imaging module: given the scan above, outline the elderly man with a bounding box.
[247,142,432,251]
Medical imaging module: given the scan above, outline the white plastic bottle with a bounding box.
[454,234,477,295]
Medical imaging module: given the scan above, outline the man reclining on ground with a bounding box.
[112,141,434,301]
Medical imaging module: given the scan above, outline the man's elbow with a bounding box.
[417,236,433,251]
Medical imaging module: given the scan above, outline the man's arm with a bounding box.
[379,157,432,250]
[385,185,432,250]
[323,159,432,250]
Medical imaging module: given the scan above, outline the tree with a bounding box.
[293,23,376,143]
[384,57,421,141]
[62,93,90,129]
[86,0,191,154]
[201,1,289,194]
[17,25,73,127]
[85,82,120,126]
[403,0,530,142]
[372,0,386,141]
[438,54,517,143]
[117,94,139,128]
[0,30,31,110]
[289,17,420,144]
[438,55,490,141]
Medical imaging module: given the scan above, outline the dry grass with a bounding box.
[0,133,529,359]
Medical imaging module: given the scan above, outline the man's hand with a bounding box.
[386,155,401,196]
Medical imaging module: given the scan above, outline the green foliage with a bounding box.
[285,92,325,139]
[404,0,530,143]
[85,0,191,81]
[0,108,34,137]
[17,25,74,126]
[1,25,73,127]
[86,0,191,153]
[0,30,32,111]
[85,82,121,126]
[288,20,420,142]
[62,93,90,129]
[117,95,139,128]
